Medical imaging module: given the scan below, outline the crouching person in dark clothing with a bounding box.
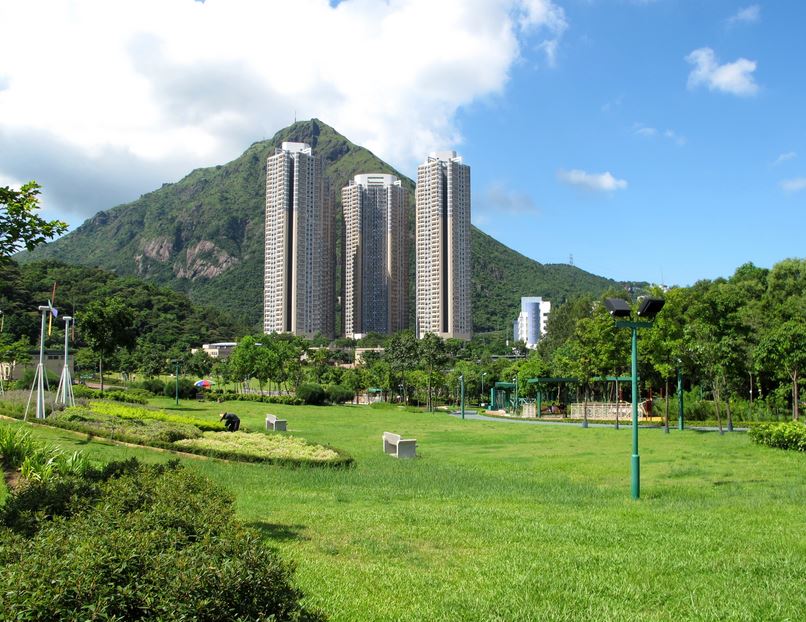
[220,412,240,432]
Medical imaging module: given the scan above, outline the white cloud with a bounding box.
[634,124,658,138]
[686,47,759,96]
[0,0,566,223]
[772,152,797,166]
[780,177,806,193]
[633,124,686,146]
[558,169,628,192]
[726,5,760,27]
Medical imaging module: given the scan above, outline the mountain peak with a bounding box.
[20,121,620,331]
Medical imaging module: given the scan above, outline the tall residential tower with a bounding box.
[513,296,551,349]
[264,142,334,338]
[342,174,408,338]
[415,151,472,340]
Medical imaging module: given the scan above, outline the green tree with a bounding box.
[0,182,67,258]
[757,320,806,420]
[385,330,419,404]
[419,333,447,411]
[186,349,214,379]
[78,297,136,392]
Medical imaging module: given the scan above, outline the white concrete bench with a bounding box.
[383,432,417,458]
[265,414,287,432]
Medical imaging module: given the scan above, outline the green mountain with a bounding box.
[21,119,626,333]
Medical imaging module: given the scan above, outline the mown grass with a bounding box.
[3,398,805,621]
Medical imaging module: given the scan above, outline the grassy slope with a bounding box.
[21,120,623,332]
[4,400,805,621]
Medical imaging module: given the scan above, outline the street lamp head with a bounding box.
[604,298,632,318]
[637,297,665,319]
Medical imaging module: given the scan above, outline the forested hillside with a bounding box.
[0,260,245,353]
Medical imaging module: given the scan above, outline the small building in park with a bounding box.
[0,350,74,382]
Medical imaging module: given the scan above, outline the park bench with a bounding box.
[265,414,287,432]
[382,432,417,458]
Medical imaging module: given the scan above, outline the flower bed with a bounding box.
[175,431,343,464]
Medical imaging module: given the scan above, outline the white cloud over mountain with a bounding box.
[0,0,566,222]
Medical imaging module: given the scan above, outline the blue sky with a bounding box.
[0,0,803,287]
[461,1,806,285]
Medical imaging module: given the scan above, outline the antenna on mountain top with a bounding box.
[569,254,574,266]
[294,109,297,124]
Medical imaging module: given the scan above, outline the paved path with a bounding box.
[447,411,747,432]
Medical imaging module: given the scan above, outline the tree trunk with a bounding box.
[792,370,800,421]
[723,373,733,432]
[713,383,724,435]
[99,357,104,393]
[615,381,620,430]
[583,388,589,428]
[664,378,670,434]
[749,372,754,416]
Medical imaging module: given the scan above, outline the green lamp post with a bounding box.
[172,359,180,406]
[605,297,665,500]
[459,374,465,420]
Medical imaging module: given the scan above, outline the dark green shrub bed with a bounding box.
[212,391,303,406]
[0,458,325,621]
[748,421,806,451]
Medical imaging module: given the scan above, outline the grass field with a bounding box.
[4,398,805,621]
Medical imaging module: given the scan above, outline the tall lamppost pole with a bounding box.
[677,364,684,431]
[459,374,465,420]
[605,297,665,500]
[481,372,487,407]
[173,359,180,406]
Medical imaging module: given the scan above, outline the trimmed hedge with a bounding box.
[72,384,149,404]
[0,459,326,621]
[212,391,303,405]
[298,383,326,405]
[748,421,806,451]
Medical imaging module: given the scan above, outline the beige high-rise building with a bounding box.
[342,174,408,338]
[415,151,472,340]
[264,142,334,338]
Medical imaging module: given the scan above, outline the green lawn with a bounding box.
[5,399,805,621]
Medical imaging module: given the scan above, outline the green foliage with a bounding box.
[748,421,806,451]
[175,431,345,464]
[0,181,67,257]
[49,407,204,444]
[0,460,324,621]
[138,377,166,394]
[212,391,303,405]
[87,401,223,432]
[71,384,149,404]
[325,384,354,404]
[0,259,245,362]
[161,376,199,399]
[297,382,327,405]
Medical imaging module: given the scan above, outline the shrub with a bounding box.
[325,384,354,404]
[139,378,165,395]
[162,377,198,400]
[71,383,97,399]
[748,421,806,452]
[297,382,326,405]
[0,461,325,621]
[210,391,303,405]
